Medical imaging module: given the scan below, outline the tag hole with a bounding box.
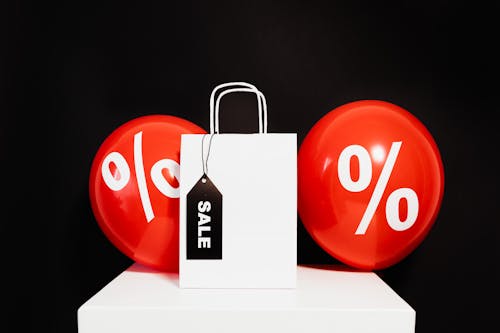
[202,178,207,183]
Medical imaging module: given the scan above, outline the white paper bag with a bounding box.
[179,82,297,289]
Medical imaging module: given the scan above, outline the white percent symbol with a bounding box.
[100,131,180,223]
[337,142,419,235]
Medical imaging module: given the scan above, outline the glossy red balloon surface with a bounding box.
[89,115,206,272]
[298,100,444,270]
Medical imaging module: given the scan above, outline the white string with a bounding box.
[201,133,216,180]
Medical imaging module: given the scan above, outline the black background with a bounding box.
[2,1,498,332]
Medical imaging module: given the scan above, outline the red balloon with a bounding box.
[89,115,206,272]
[298,100,444,270]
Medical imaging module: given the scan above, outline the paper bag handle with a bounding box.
[209,82,268,134]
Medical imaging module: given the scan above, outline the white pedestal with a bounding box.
[78,263,415,333]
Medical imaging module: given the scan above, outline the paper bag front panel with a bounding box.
[179,133,297,288]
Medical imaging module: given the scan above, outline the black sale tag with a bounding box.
[186,174,222,260]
